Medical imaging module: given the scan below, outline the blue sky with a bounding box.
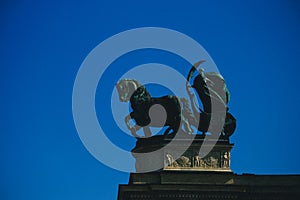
[1,0,300,199]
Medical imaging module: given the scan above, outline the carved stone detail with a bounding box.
[164,147,231,171]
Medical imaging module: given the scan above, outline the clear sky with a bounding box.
[1,0,300,200]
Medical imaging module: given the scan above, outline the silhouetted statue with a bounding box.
[186,61,236,137]
[116,79,192,137]
[116,61,236,138]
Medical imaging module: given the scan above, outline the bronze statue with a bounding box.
[116,61,236,138]
[185,61,236,137]
[116,79,192,137]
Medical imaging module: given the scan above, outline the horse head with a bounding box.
[116,79,141,102]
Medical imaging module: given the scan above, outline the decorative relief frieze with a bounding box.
[164,148,231,170]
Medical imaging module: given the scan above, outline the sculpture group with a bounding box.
[116,61,236,138]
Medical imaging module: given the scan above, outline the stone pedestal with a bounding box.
[131,134,233,173]
[118,134,300,200]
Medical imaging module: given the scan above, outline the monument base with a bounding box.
[131,133,233,173]
[117,134,300,199]
[118,172,300,200]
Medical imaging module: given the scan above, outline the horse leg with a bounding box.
[163,127,172,135]
[130,128,139,138]
[125,114,132,130]
[143,126,152,137]
[131,125,142,137]
[125,114,142,137]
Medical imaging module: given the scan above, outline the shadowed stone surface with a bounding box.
[131,134,233,172]
[118,172,300,200]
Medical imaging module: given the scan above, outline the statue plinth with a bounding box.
[120,135,300,199]
[131,133,233,173]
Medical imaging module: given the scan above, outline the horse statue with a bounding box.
[116,61,236,138]
[116,79,192,137]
